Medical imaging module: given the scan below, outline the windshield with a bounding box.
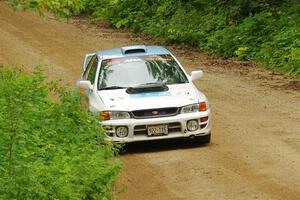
[98,54,188,90]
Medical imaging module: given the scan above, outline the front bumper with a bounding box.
[101,109,211,143]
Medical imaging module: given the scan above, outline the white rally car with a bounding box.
[77,45,211,144]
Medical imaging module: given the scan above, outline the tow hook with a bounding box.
[189,135,195,140]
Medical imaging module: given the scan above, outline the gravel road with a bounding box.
[1,3,300,200]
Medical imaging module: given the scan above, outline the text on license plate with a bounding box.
[147,125,168,136]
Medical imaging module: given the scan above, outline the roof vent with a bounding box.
[121,45,147,54]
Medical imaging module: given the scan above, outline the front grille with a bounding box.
[134,122,181,136]
[132,107,179,119]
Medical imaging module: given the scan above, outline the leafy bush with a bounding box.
[0,66,121,199]
[5,0,300,76]
[7,0,85,16]
[80,0,300,76]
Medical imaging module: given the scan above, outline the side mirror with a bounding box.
[76,80,93,90]
[190,70,204,81]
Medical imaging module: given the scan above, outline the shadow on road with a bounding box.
[119,138,210,154]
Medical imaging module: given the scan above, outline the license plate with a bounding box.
[147,125,168,136]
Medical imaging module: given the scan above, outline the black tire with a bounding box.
[195,133,211,145]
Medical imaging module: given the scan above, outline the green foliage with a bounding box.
[257,20,300,75]
[81,0,118,20]
[235,47,251,61]
[79,0,300,76]
[7,0,85,17]
[5,0,300,76]
[0,66,121,199]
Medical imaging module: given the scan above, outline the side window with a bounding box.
[87,57,98,84]
[82,56,98,85]
[83,56,96,80]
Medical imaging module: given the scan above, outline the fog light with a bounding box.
[116,126,128,138]
[187,120,199,132]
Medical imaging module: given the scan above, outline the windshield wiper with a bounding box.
[100,86,126,90]
[167,80,188,85]
[142,81,187,86]
[142,82,164,85]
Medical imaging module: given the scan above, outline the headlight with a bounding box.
[100,111,131,120]
[180,102,207,114]
[110,111,131,120]
[181,104,199,114]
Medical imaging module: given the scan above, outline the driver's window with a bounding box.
[88,57,98,84]
[83,56,96,80]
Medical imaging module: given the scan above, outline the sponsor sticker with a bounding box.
[130,91,171,98]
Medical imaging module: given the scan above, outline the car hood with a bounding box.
[97,83,204,111]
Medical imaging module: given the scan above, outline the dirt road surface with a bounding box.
[1,3,300,200]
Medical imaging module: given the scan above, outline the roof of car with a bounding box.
[96,45,171,60]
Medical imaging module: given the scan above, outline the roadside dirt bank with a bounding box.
[1,3,300,200]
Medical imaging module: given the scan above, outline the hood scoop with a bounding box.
[126,83,169,94]
[121,45,147,54]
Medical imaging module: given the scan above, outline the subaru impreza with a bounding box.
[77,45,211,144]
